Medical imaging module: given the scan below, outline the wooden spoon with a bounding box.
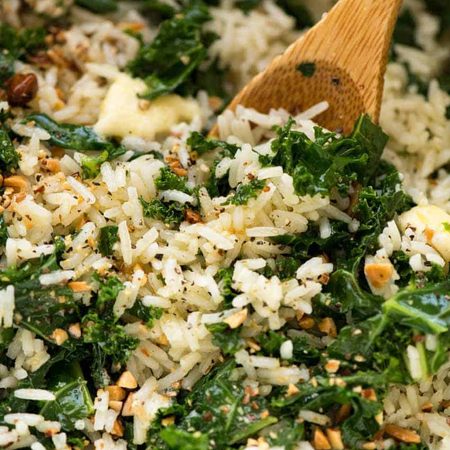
[213,0,403,135]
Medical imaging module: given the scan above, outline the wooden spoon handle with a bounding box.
[222,0,403,134]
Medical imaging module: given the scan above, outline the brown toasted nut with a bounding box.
[326,428,344,450]
[335,404,352,424]
[223,308,247,329]
[108,400,123,412]
[421,401,433,412]
[6,73,38,106]
[286,383,299,396]
[106,385,126,401]
[313,428,331,450]
[318,318,337,337]
[299,316,315,330]
[68,281,91,292]
[169,160,188,177]
[185,208,202,224]
[4,175,29,192]
[117,371,137,389]
[111,419,124,437]
[68,323,81,339]
[325,359,340,374]
[122,393,134,416]
[42,158,61,173]
[384,424,421,443]
[364,263,393,288]
[161,415,175,426]
[50,328,69,345]
[362,388,377,401]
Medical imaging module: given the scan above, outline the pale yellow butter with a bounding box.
[399,205,450,261]
[94,73,200,140]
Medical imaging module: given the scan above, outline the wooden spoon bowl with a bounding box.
[216,0,403,134]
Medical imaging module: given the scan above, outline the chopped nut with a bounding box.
[325,359,340,374]
[424,227,434,243]
[361,388,377,401]
[117,371,138,390]
[111,419,124,437]
[260,410,270,419]
[161,416,175,427]
[421,401,433,412]
[42,158,61,173]
[68,323,81,339]
[384,424,421,443]
[6,73,38,106]
[318,318,337,337]
[326,428,344,450]
[286,383,299,396]
[108,400,123,412]
[299,316,315,330]
[4,175,29,192]
[50,328,69,345]
[223,308,248,329]
[68,281,91,292]
[122,393,134,416]
[208,96,223,111]
[313,428,331,450]
[106,385,126,401]
[185,208,202,224]
[362,443,376,450]
[364,263,394,288]
[168,159,188,177]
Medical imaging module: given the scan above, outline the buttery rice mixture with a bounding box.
[0,0,449,449]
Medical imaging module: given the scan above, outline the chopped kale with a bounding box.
[98,225,119,257]
[75,0,118,13]
[25,113,127,178]
[159,428,209,450]
[0,24,46,83]
[0,125,20,171]
[127,1,211,99]
[0,215,9,247]
[155,166,191,193]
[297,62,316,77]
[125,301,163,328]
[206,322,243,355]
[93,274,124,315]
[262,256,300,280]
[140,197,187,226]
[224,178,265,205]
[187,131,239,156]
[216,267,235,306]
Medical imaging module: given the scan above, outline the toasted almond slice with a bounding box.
[362,388,377,401]
[117,371,138,390]
[68,323,81,338]
[106,385,126,401]
[299,316,315,330]
[364,263,393,288]
[421,401,433,412]
[4,175,29,191]
[223,308,248,329]
[286,383,299,397]
[68,281,92,292]
[122,393,134,416]
[109,400,123,412]
[318,318,337,337]
[362,443,376,450]
[111,419,124,437]
[326,428,344,450]
[384,424,421,443]
[325,359,340,374]
[313,428,331,450]
[335,404,351,424]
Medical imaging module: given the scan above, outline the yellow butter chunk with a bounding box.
[94,73,200,140]
[399,205,450,261]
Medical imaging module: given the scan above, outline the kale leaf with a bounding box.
[0,215,9,247]
[75,0,118,13]
[0,24,46,83]
[0,125,20,172]
[140,197,187,226]
[98,225,119,257]
[155,166,191,193]
[25,113,126,178]
[127,1,211,99]
[206,322,243,355]
[224,178,265,205]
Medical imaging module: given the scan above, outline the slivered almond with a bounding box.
[362,443,376,450]
[122,393,134,416]
[299,316,315,330]
[109,400,123,412]
[111,419,124,437]
[325,359,340,374]
[106,385,126,401]
[326,428,344,450]
[424,227,434,243]
[68,281,91,292]
[4,175,29,191]
[68,323,81,338]
[50,328,69,345]
[318,318,337,337]
[42,158,60,173]
[117,371,137,389]
[335,404,351,424]
[364,263,393,288]
[421,401,433,412]
[313,428,331,450]
[223,308,248,329]
[286,383,299,396]
[384,424,421,443]
[185,208,202,224]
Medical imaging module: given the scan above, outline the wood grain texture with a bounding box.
[216,0,403,134]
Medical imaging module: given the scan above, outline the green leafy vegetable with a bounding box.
[98,225,119,257]
[0,24,46,83]
[140,197,187,226]
[206,322,243,355]
[127,1,211,99]
[25,113,126,178]
[75,0,118,13]
[155,166,191,193]
[0,215,9,247]
[0,125,20,171]
[224,178,265,205]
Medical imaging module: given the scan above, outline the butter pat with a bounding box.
[94,73,200,140]
[399,205,450,261]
